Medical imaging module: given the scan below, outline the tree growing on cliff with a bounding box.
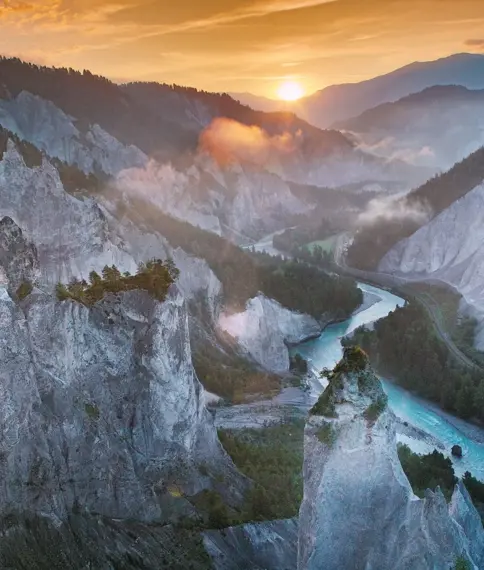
[56,259,179,306]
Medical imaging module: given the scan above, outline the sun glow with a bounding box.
[277,81,304,101]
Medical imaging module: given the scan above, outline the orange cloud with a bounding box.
[199,117,299,166]
[465,38,484,52]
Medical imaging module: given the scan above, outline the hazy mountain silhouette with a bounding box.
[234,53,484,128]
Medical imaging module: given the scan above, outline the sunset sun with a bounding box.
[277,81,304,101]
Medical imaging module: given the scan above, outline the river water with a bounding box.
[292,282,484,479]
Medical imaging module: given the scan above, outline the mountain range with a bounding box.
[233,53,484,129]
[338,85,484,170]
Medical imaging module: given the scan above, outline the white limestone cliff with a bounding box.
[0,231,242,521]
[0,141,136,283]
[379,182,484,348]
[0,91,147,175]
[218,294,321,373]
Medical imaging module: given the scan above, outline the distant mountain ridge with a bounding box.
[347,146,484,271]
[234,53,484,129]
[0,57,347,161]
[0,57,425,247]
[336,85,484,170]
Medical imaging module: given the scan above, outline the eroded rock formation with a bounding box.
[298,347,484,570]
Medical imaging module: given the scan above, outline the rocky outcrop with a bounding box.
[380,182,484,348]
[450,482,484,568]
[0,216,39,294]
[0,140,136,284]
[0,91,147,175]
[218,294,321,373]
[203,518,298,570]
[0,274,243,521]
[113,156,311,241]
[298,347,484,570]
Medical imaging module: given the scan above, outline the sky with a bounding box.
[1,0,484,97]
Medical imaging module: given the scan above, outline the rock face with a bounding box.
[113,156,310,241]
[298,348,484,570]
[0,216,39,294]
[0,140,136,284]
[203,518,298,570]
[0,219,242,522]
[379,182,484,348]
[0,91,147,175]
[0,280,241,521]
[218,294,321,373]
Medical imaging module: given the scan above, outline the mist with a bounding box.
[357,193,433,227]
[199,117,300,166]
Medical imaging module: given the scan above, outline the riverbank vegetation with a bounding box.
[398,444,457,500]
[127,202,362,318]
[272,219,339,253]
[398,444,484,517]
[56,260,179,306]
[344,303,484,422]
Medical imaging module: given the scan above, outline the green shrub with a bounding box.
[290,353,309,375]
[316,424,337,447]
[463,471,484,505]
[16,281,33,300]
[56,259,178,306]
[193,345,280,403]
[84,403,100,421]
[310,385,337,417]
[0,129,7,160]
[363,395,388,425]
[398,444,457,500]
[53,159,102,195]
[17,139,43,168]
[343,346,368,371]
[218,420,304,521]
[455,556,471,570]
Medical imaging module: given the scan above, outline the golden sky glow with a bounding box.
[1,0,484,96]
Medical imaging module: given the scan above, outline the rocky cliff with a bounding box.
[218,294,321,373]
[298,347,484,570]
[0,221,243,522]
[379,182,484,348]
[203,518,298,570]
[0,139,136,284]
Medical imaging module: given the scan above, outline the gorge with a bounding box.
[0,52,483,569]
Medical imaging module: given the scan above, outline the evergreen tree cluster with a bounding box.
[398,444,484,516]
[56,259,179,306]
[218,420,304,521]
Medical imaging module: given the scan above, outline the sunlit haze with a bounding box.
[1,0,484,95]
[277,81,305,101]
